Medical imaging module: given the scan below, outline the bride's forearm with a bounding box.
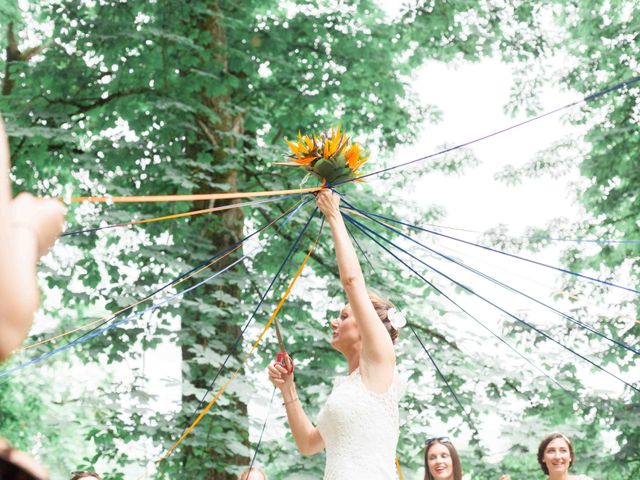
[281,384,324,455]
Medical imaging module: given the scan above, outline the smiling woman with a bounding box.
[537,433,594,480]
[499,432,594,480]
[424,437,462,480]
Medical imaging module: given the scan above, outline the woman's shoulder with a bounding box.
[570,475,594,480]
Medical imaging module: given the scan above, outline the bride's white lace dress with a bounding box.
[316,368,402,480]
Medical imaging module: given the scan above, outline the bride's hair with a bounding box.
[369,293,400,344]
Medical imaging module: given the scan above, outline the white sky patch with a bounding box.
[258,61,273,78]
[101,117,141,143]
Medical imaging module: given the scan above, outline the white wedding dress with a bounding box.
[316,368,402,480]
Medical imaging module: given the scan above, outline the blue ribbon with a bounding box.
[342,209,639,394]
[176,206,318,438]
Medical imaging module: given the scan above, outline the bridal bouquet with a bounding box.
[279,125,369,185]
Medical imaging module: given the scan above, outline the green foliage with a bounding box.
[2,0,624,479]
[0,359,103,479]
[493,1,640,479]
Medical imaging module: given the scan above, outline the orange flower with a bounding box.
[323,125,347,159]
[286,132,320,165]
[344,143,359,169]
[281,125,369,184]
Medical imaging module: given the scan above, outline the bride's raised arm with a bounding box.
[315,189,395,391]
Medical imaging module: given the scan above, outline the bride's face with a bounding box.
[330,304,360,351]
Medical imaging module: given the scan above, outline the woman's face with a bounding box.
[330,304,360,352]
[427,442,454,480]
[542,437,572,475]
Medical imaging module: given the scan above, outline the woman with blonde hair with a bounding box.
[267,190,405,479]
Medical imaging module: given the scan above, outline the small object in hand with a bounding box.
[276,351,294,374]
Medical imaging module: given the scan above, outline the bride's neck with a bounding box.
[342,346,361,373]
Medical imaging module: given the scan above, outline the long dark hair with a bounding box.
[424,439,462,480]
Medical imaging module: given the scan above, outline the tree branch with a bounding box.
[2,23,52,96]
[42,87,153,114]
[410,321,460,351]
[2,22,20,95]
[196,117,219,148]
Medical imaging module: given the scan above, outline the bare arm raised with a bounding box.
[316,189,395,392]
[264,189,396,455]
[0,115,66,360]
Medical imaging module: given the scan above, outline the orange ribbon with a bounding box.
[396,455,404,479]
[70,186,322,203]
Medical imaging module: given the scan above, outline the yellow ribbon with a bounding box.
[18,202,300,352]
[157,233,319,462]
[396,455,404,479]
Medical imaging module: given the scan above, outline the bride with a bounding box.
[268,189,404,479]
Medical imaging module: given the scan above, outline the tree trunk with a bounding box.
[179,4,249,478]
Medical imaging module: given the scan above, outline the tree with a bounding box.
[1,0,556,478]
[494,1,640,478]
